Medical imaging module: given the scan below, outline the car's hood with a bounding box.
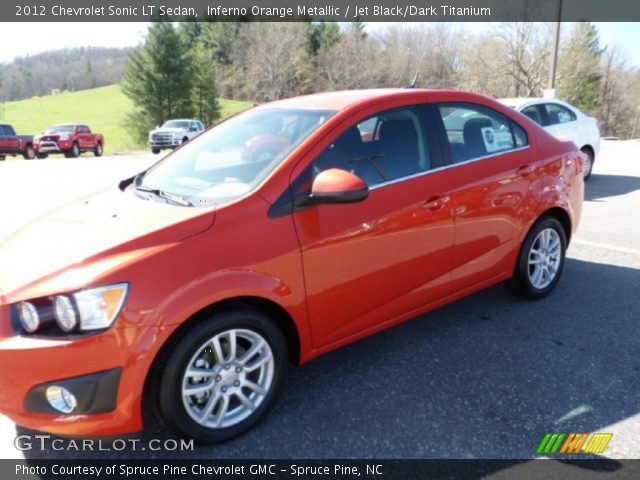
[0,187,215,296]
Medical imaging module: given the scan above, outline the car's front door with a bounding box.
[435,102,539,292]
[291,105,454,348]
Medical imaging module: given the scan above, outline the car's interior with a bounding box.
[313,108,429,188]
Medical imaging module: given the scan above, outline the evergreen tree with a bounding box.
[191,44,220,126]
[310,22,341,54]
[122,22,194,140]
[557,22,603,114]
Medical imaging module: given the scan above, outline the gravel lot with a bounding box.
[0,141,638,460]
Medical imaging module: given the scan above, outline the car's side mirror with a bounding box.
[305,168,369,206]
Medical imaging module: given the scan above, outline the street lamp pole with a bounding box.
[546,0,563,98]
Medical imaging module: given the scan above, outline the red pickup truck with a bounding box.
[33,124,104,158]
[0,124,36,160]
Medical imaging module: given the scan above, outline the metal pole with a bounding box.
[548,0,563,91]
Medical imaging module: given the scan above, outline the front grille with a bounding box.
[41,136,58,142]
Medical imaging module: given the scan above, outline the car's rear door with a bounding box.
[543,102,579,144]
[290,103,454,348]
[433,101,540,292]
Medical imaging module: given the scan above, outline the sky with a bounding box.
[0,22,639,67]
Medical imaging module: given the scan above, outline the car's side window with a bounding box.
[521,105,545,126]
[312,106,429,188]
[438,103,528,164]
[545,103,576,125]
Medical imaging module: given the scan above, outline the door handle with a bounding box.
[516,164,532,177]
[423,194,450,211]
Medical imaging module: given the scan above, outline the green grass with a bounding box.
[1,85,253,155]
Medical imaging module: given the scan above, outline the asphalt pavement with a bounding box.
[0,142,638,460]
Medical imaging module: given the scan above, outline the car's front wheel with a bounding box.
[158,308,287,443]
[505,215,567,299]
[23,145,36,160]
[94,142,103,157]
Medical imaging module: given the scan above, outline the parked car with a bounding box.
[499,98,600,180]
[0,89,584,443]
[149,119,205,154]
[33,124,104,158]
[0,124,35,160]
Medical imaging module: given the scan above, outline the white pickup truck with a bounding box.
[149,119,205,154]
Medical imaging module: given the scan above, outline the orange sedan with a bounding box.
[0,89,584,442]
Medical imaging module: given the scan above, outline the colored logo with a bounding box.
[537,432,613,455]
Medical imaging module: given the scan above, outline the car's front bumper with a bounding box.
[0,305,172,436]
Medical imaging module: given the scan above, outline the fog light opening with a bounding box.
[45,386,77,414]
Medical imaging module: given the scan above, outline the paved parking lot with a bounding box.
[0,141,639,460]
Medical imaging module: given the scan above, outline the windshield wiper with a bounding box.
[133,184,194,207]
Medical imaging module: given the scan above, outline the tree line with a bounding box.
[2,22,638,140]
[0,47,129,101]
[124,21,640,140]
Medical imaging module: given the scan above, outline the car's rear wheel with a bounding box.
[23,145,36,160]
[505,215,567,299]
[581,147,594,181]
[94,142,103,157]
[36,153,48,159]
[158,308,287,443]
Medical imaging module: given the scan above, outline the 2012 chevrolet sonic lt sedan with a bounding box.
[0,89,584,443]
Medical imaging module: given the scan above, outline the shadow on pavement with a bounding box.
[585,174,640,202]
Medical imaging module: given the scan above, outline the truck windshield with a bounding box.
[48,125,76,133]
[162,121,190,129]
[138,108,335,207]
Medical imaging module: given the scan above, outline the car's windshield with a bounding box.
[162,120,190,129]
[139,108,336,207]
[48,125,75,133]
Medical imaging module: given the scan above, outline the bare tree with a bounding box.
[458,23,550,98]
[235,23,313,102]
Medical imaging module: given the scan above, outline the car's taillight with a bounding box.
[575,152,585,174]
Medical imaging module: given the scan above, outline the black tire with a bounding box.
[581,147,594,181]
[158,308,288,443]
[23,145,36,160]
[0,155,5,161]
[505,215,567,299]
[36,153,48,159]
[94,142,103,157]
[152,148,161,154]
[182,137,189,144]
[69,142,81,158]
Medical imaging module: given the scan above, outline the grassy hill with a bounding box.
[1,85,253,155]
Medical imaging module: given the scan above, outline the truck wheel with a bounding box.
[0,155,5,161]
[152,148,161,154]
[70,142,81,158]
[23,145,36,160]
[94,142,103,157]
[36,153,48,159]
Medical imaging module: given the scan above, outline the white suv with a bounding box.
[499,98,600,180]
[149,119,205,154]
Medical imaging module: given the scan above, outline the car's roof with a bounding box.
[499,97,572,108]
[262,89,464,111]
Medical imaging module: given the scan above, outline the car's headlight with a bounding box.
[59,134,70,141]
[15,283,128,335]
